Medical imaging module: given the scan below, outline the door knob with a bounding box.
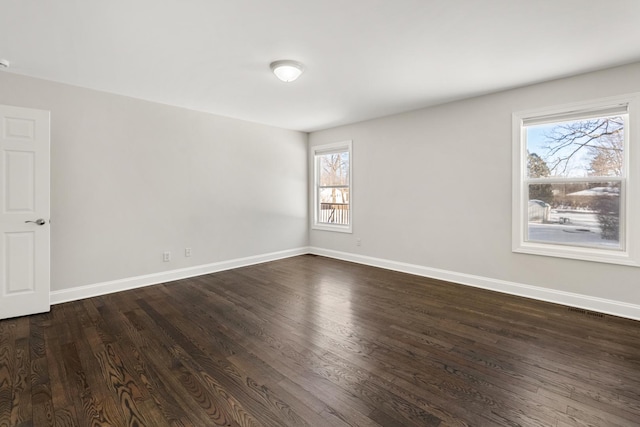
[25,219,46,226]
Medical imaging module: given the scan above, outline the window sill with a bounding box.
[513,242,640,267]
[312,223,353,233]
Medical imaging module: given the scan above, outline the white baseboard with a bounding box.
[51,245,640,322]
[50,247,309,305]
[309,247,640,321]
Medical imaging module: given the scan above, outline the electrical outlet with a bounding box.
[356,238,361,246]
[185,247,192,257]
[163,251,171,262]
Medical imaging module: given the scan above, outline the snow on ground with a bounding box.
[528,210,620,249]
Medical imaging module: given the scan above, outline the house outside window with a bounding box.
[312,141,352,233]
[512,94,640,266]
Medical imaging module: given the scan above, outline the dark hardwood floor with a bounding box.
[1,255,639,426]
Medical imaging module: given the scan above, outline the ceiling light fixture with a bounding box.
[270,60,304,83]
[0,59,9,69]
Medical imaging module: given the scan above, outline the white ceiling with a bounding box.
[2,0,640,132]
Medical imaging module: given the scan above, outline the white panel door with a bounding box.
[0,104,50,319]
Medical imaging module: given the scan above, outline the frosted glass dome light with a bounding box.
[270,60,304,82]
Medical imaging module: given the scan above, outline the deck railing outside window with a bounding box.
[319,202,349,225]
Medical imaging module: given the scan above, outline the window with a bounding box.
[312,141,352,233]
[513,94,640,266]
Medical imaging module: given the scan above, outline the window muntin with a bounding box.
[313,141,352,232]
[513,95,640,266]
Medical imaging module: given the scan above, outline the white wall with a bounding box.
[1,72,308,292]
[309,62,640,311]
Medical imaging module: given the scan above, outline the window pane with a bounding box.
[527,182,621,249]
[319,152,349,186]
[318,187,349,225]
[526,115,624,178]
[319,187,349,204]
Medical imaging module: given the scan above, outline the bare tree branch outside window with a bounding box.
[541,116,623,177]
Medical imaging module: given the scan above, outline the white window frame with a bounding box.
[512,93,640,266]
[312,140,353,233]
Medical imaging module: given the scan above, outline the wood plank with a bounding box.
[0,319,17,426]
[29,315,54,427]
